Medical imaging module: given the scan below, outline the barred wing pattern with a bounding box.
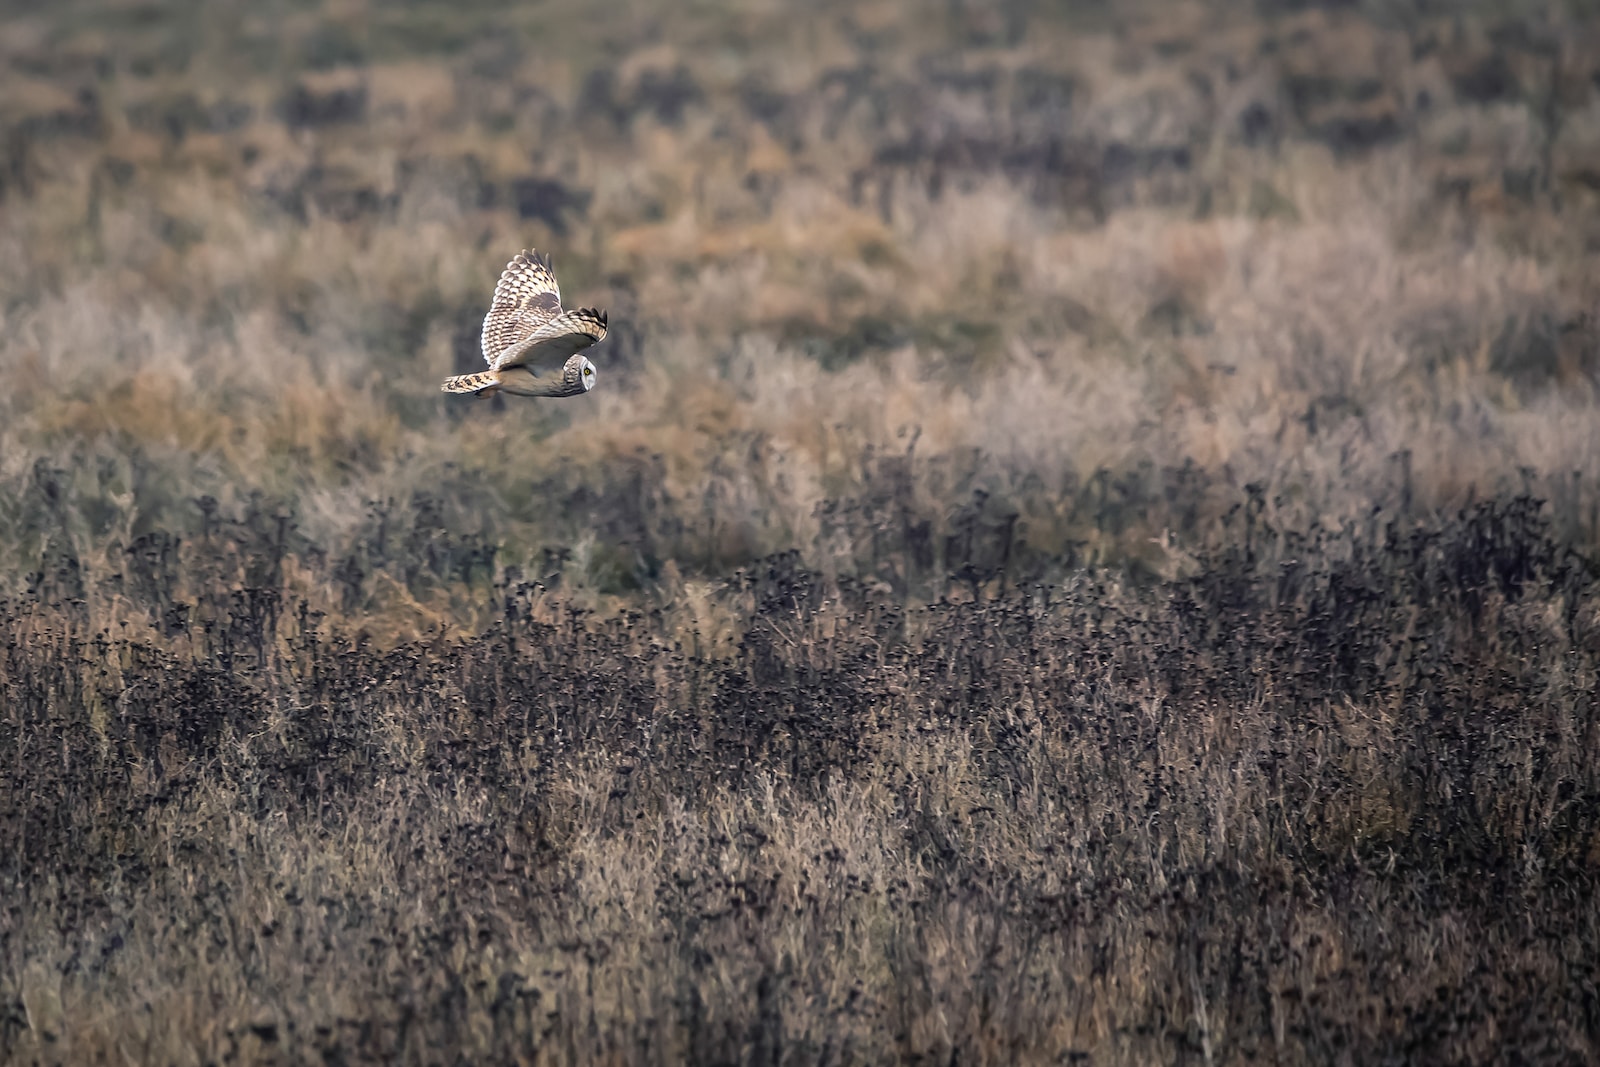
[494,307,609,370]
[480,250,563,367]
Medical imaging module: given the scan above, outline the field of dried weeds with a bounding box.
[3,0,1600,1063]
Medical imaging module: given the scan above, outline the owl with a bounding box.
[441,249,607,399]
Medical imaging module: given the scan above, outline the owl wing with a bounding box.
[492,307,608,370]
[480,249,563,366]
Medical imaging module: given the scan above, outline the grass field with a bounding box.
[3,0,1600,1062]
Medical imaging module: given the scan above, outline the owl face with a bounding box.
[558,353,598,395]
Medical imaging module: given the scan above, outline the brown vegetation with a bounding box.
[2,0,1599,1062]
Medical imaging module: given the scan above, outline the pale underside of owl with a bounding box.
[441,249,608,399]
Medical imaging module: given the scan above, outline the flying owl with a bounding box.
[441,249,607,399]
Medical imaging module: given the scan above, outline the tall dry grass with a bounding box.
[2,0,1597,617]
[2,0,1600,1062]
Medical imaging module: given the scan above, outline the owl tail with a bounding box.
[441,370,500,396]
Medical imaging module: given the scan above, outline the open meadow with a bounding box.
[3,0,1600,1062]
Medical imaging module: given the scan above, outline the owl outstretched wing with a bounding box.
[480,250,563,366]
[493,308,608,370]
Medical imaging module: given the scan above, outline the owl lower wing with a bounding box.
[492,308,608,370]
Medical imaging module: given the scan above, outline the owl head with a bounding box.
[559,354,598,396]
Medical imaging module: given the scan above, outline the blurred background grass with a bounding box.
[2,0,1597,633]
[3,0,1600,1063]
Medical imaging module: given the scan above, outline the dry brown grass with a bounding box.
[3,0,1600,1063]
